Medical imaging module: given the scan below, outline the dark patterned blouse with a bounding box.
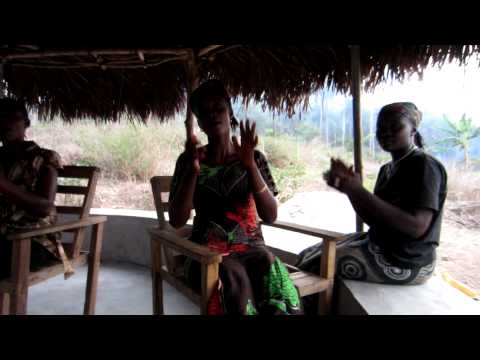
[0,141,74,277]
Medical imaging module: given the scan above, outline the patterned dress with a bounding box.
[0,141,73,280]
[170,150,302,315]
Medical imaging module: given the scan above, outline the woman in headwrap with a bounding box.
[298,102,447,291]
[168,80,302,315]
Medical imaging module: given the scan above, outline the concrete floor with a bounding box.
[26,260,480,315]
[27,262,199,315]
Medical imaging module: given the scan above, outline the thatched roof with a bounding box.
[0,45,478,121]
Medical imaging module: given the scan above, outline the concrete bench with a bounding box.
[337,275,480,315]
[262,225,480,315]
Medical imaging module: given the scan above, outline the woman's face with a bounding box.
[0,112,27,144]
[196,95,231,137]
[376,114,414,152]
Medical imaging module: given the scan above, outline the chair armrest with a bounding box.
[266,245,299,266]
[161,223,193,238]
[6,216,108,241]
[261,220,347,241]
[148,227,222,265]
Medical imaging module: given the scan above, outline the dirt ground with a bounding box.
[436,219,480,293]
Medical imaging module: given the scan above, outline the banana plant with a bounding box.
[435,114,480,169]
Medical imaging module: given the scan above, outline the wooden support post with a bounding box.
[0,293,10,315]
[10,239,31,315]
[350,45,364,232]
[184,49,200,140]
[151,239,164,315]
[318,240,336,315]
[201,263,219,315]
[84,222,104,315]
[0,62,5,98]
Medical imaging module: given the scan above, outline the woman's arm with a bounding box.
[168,135,205,229]
[169,165,198,228]
[246,162,277,223]
[346,184,433,238]
[233,120,277,223]
[328,159,434,239]
[0,164,57,218]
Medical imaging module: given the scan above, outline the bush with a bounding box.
[260,134,308,202]
[270,163,307,203]
[72,120,185,181]
[262,135,299,168]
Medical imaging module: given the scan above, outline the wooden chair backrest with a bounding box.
[150,175,194,274]
[56,166,100,258]
[150,176,173,229]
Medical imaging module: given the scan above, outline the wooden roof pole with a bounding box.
[350,45,364,232]
[0,49,189,61]
[0,62,5,98]
[184,49,200,140]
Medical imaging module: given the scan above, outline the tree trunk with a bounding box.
[333,119,337,147]
[273,113,276,140]
[464,143,470,170]
[368,111,375,157]
[319,92,324,141]
[372,134,376,158]
[323,94,329,148]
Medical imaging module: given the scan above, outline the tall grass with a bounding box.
[32,117,186,182]
[28,119,479,210]
[73,122,185,181]
[444,162,480,202]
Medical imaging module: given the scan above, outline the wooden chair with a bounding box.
[149,176,346,315]
[0,166,107,315]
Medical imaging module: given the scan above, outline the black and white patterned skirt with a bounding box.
[297,232,435,285]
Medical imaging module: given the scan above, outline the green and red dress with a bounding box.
[170,150,302,315]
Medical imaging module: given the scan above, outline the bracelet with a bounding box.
[254,184,269,194]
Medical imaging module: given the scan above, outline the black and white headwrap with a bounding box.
[378,102,424,148]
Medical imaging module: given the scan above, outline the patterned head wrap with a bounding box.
[379,102,422,128]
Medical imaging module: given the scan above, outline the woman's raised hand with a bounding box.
[325,158,361,193]
[232,119,259,171]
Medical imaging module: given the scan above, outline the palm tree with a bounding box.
[438,114,480,169]
[341,101,347,150]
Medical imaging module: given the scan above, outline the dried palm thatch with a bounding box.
[0,44,478,122]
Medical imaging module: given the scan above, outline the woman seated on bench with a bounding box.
[0,98,72,281]
[298,102,447,286]
[168,80,302,315]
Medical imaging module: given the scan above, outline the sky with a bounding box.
[308,55,480,125]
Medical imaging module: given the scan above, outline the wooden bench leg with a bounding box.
[0,293,10,315]
[318,282,334,315]
[10,239,31,315]
[84,223,104,315]
[151,239,164,315]
[319,239,336,315]
[201,263,219,315]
